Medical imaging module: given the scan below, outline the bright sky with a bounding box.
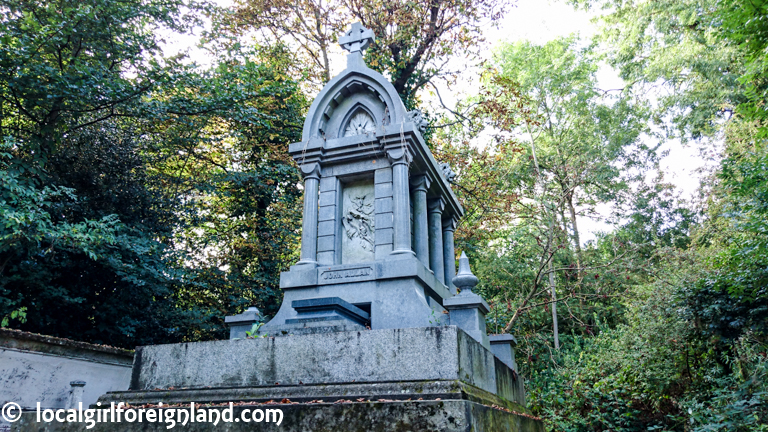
[168,0,711,243]
[487,1,712,241]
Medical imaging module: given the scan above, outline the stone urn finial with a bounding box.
[452,252,479,293]
[445,252,490,349]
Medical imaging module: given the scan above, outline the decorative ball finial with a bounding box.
[452,252,479,292]
[339,22,375,54]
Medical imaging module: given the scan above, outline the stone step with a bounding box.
[14,399,545,432]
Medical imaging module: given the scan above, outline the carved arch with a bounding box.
[340,103,377,137]
[301,69,407,141]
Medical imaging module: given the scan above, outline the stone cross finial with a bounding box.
[453,252,479,293]
[339,22,375,54]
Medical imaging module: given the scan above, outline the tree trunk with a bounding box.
[548,257,560,350]
[567,193,583,273]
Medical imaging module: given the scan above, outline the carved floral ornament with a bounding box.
[344,110,376,137]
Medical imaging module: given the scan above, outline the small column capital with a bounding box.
[427,197,445,214]
[387,148,412,167]
[442,216,457,232]
[410,174,431,192]
[300,162,321,180]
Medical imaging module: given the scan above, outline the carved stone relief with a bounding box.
[341,180,375,263]
[344,111,376,137]
[439,162,456,183]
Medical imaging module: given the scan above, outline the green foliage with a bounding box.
[509,1,768,431]
[570,0,746,140]
[245,322,265,339]
[0,0,306,347]
[528,273,767,431]
[443,36,657,351]
[717,0,768,136]
[1,306,26,327]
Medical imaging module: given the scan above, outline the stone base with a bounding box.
[13,399,545,432]
[265,256,451,334]
[11,327,541,431]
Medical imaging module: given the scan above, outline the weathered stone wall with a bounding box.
[129,326,497,395]
[0,329,133,420]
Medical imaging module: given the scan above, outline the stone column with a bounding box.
[410,175,431,267]
[428,198,445,284]
[442,218,457,294]
[297,162,321,267]
[388,149,414,255]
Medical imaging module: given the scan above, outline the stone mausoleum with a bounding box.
[255,22,463,336]
[14,24,545,432]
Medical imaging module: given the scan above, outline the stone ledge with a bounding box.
[14,399,545,432]
[129,326,496,396]
[280,256,450,303]
[97,379,528,415]
[0,328,133,364]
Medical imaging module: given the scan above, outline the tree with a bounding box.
[569,0,746,140]
[451,37,654,350]
[516,1,768,429]
[225,0,505,108]
[0,0,307,347]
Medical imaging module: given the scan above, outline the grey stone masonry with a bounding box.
[225,307,262,339]
[374,167,394,259]
[443,217,458,294]
[286,297,369,326]
[295,163,321,268]
[411,175,431,268]
[445,252,491,350]
[489,333,519,373]
[16,398,544,432]
[256,22,464,336]
[428,197,446,284]
[129,327,496,395]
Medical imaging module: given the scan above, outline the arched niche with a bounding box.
[339,104,377,137]
[302,70,407,141]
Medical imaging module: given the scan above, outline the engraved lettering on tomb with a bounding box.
[321,266,374,281]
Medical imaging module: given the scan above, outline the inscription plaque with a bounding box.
[320,266,374,281]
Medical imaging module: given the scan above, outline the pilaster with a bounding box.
[296,162,321,268]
